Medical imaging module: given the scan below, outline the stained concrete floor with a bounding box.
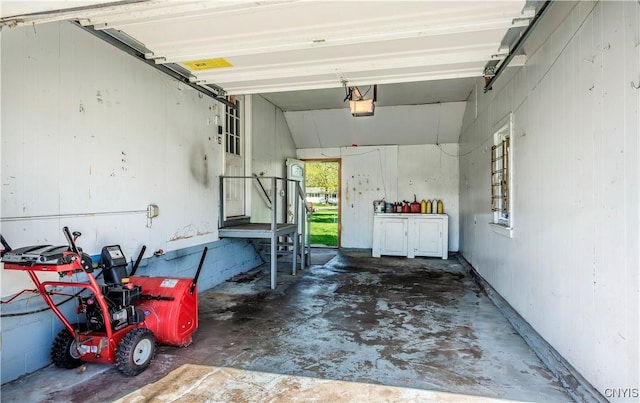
[1,250,571,402]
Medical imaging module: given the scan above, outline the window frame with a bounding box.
[225,97,241,156]
[490,112,514,238]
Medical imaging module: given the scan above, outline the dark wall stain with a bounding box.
[190,143,209,187]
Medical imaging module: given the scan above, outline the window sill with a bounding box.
[489,222,513,238]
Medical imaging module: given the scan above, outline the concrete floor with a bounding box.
[1,250,571,402]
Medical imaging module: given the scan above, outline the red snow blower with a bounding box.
[2,227,207,376]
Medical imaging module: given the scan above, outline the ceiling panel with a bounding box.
[117,2,524,61]
[2,1,533,101]
[71,0,531,96]
[285,102,467,149]
[262,78,477,112]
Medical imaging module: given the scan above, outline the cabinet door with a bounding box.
[379,218,408,256]
[414,219,442,257]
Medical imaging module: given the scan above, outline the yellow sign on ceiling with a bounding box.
[182,58,233,71]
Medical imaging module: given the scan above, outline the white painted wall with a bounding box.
[0,21,223,296]
[298,145,459,250]
[458,1,639,399]
[250,95,297,223]
[398,144,459,251]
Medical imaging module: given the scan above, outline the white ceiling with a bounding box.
[94,1,532,94]
[2,1,533,95]
[286,102,467,149]
[1,0,538,147]
[262,77,477,112]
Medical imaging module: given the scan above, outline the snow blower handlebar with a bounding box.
[62,226,79,255]
[0,234,12,257]
[189,246,208,295]
[130,245,147,277]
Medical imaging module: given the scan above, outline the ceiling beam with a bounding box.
[219,69,482,95]
[80,1,297,28]
[86,1,527,31]
[72,21,235,108]
[484,1,552,92]
[1,0,151,28]
[188,47,496,85]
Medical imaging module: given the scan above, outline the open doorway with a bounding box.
[304,159,340,248]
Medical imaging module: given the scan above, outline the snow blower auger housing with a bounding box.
[2,226,208,376]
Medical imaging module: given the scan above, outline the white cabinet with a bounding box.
[372,214,448,259]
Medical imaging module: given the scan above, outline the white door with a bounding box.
[414,218,443,257]
[380,218,408,256]
[286,158,305,224]
[224,97,245,218]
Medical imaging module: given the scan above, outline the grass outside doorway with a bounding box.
[310,207,338,246]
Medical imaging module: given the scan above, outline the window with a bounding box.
[491,113,512,229]
[225,96,241,155]
[224,95,245,218]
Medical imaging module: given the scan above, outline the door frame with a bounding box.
[221,95,252,221]
[302,158,341,248]
[286,157,306,227]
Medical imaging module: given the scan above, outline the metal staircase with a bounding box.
[218,175,310,289]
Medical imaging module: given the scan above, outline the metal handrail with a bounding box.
[295,181,311,264]
[219,175,311,268]
[219,174,309,226]
[221,175,288,180]
[253,174,272,207]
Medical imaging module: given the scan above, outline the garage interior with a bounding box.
[3,251,575,402]
[0,1,638,402]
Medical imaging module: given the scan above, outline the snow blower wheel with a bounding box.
[51,324,86,369]
[116,328,155,376]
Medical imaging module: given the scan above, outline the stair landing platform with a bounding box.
[219,223,297,238]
